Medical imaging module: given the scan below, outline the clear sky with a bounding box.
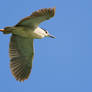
[0,0,92,92]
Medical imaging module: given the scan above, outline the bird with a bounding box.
[0,7,56,82]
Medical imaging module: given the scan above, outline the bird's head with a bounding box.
[34,27,56,39]
[42,28,56,38]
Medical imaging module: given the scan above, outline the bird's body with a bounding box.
[5,26,48,39]
[0,7,56,81]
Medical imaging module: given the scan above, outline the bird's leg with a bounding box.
[0,28,12,34]
[0,29,5,31]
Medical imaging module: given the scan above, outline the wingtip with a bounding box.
[10,58,32,82]
[50,7,56,17]
[53,7,56,10]
[52,7,56,16]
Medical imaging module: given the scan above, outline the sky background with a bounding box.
[0,0,92,92]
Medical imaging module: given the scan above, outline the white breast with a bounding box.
[32,27,46,39]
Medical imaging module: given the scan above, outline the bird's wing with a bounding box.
[9,34,34,81]
[16,7,56,27]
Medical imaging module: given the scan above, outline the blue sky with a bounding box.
[0,0,92,92]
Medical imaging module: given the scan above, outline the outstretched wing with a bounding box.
[9,34,34,81]
[16,7,56,27]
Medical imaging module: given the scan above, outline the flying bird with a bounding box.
[0,7,56,81]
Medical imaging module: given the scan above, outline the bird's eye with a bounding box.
[45,31,48,34]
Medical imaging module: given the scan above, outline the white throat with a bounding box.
[32,27,46,39]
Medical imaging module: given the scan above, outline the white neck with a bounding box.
[32,27,46,39]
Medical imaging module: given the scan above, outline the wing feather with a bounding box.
[9,34,34,81]
[16,7,56,27]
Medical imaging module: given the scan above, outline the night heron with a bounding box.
[0,7,56,81]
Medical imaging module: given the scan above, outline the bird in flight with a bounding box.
[0,7,56,81]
